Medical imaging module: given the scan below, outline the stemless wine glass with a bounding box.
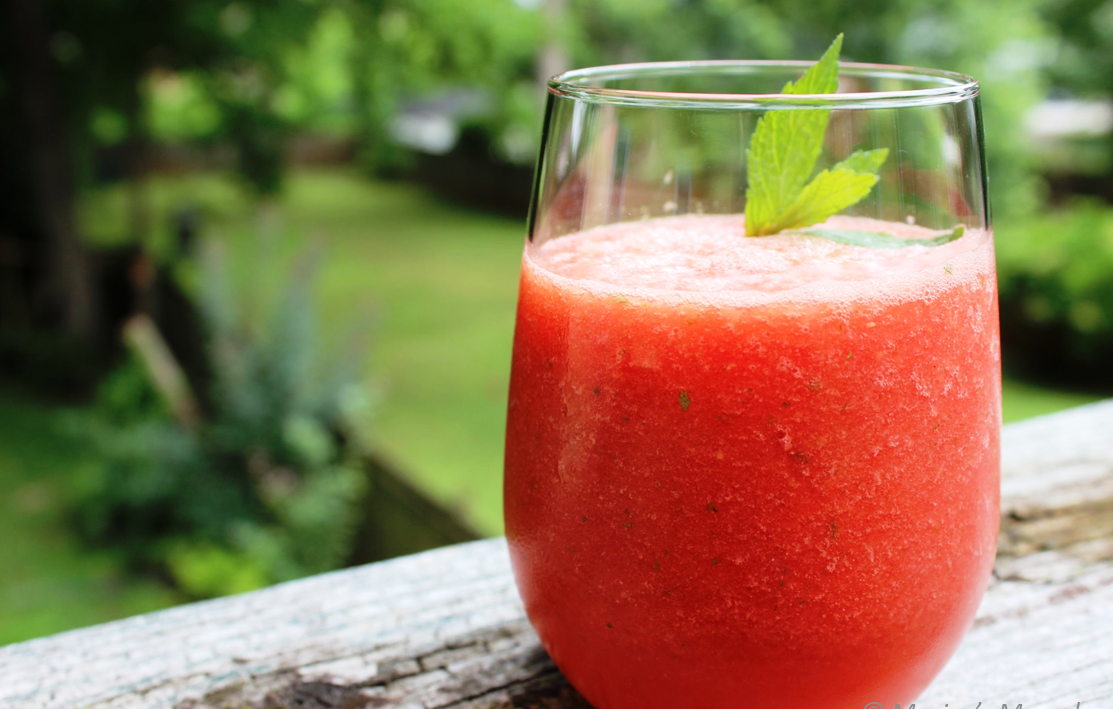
[504,60,999,709]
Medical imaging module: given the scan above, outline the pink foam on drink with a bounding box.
[531,214,989,299]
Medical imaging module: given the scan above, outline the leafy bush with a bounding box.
[997,200,1113,390]
[69,239,375,598]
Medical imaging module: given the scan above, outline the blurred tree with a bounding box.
[0,0,1060,379]
[0,0,326,365]
[866,0,1051,219]
[559,0,1051,220]
[566,0,791,65]
[1,0,97,342]
[1040,0,1113,96]
[137,0,546,176]
[1038,0,1113,181]
[997,200,1113,389]
[50,0,327,202]
[341,0,544,174]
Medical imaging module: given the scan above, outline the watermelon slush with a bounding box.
[504,214,1000,709]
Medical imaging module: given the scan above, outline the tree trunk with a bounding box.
[2,0,98,343]
[124,74,153,251]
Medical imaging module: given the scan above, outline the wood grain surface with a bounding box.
[3,400,1112,709]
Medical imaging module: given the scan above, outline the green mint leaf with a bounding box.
[744,36,891,237]
[766,149,889,232]
[790,225,966,249]
[744,34,843,236]
[782,35,842,95]
[771,164,882,232]
[831,148,889,174]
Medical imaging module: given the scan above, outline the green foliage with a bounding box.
[1040,0,1113,96]
[744,37,889,236]
[770,164,885,233]
[1036,0,1113,171]
[563,0,1051,222]
[80,170,525,535]
[997,201,1113,389]
[49,0,1055,213]
[744,36,842,235]
[273,8,357,135]
[46,0,327,194]
[223,100,289,196]
[145,72,224,142]
[0,390,184,646]
[567,0,792,66]
[344,0,544,173]
[70,238,373,598]
[886,0,1051,219]
[793,225,963,249]
[133,0,546,176]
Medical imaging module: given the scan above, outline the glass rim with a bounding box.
[549,60,980,110]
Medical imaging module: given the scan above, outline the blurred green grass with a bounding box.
[1002,377,1102,422]
[0,389,184,646]
[1,168,1101,647]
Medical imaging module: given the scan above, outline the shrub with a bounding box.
[997,200,1113,391]
[69,238,375,598]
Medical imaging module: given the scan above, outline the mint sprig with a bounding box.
[789,225,965,249]
[744,35,889,237]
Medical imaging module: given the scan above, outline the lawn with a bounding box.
[1001,376,1103,423]
[0,167,1102,646]
[0,389,184,646]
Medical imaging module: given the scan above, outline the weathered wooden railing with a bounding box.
[3,401,1113,708]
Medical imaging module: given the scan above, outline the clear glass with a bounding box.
[505,61,1000,709]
